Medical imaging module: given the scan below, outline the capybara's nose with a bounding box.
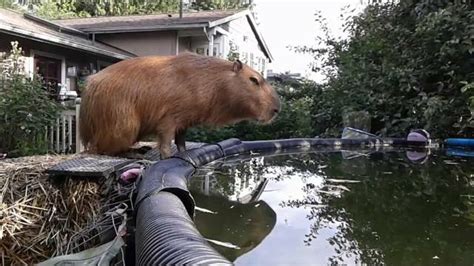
[273,108,279,115]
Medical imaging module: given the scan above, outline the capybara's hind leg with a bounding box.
[175,129,187,152]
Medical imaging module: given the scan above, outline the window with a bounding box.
[34,55,62,98]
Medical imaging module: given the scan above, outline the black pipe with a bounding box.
[135,192,231,265]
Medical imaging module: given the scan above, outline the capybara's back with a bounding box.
[80,52,280,157]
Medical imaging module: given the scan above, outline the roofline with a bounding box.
[23,12,88,37]
[58,9,249,34]
[244,12,274,62]
[209,9,273,62]
[0,23,132,60]
[78,23,208,34]
[208,9,248,27]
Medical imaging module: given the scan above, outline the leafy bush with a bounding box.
[299,0,474,138]
[0,42,62,156]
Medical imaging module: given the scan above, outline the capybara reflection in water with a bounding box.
[79,53,281,159]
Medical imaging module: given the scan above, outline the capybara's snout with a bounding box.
[261,88,281,124]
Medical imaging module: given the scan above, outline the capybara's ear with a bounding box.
[233,60,243,73]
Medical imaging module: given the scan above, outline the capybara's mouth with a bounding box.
[257,114,278,125]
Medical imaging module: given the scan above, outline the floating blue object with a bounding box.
[446,148,474,158]
[445,138,474,148]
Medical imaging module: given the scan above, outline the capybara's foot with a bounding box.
[159,146,172,160]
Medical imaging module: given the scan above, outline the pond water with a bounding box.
[188,149,474,265]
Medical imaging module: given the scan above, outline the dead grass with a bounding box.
[0,154,134,265]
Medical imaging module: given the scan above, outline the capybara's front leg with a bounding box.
[175,129,187,152]
[157,128,175,159]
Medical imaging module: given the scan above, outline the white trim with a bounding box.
[245,14,273,62]
[208,33,214,56]
[175,32,179,55]
[215,26,230,36]
[208,10,249,28]
[30,49,66,89]
[23,56,34,79]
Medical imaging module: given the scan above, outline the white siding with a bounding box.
[226,17,268,76]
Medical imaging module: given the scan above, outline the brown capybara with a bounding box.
[79,52,280,159]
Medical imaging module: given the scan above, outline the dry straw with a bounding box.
[0,154,134,265]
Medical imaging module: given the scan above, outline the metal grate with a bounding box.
[47,155,135,178]
[47,142,207,177]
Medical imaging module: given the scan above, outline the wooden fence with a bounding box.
[46,100,83,154]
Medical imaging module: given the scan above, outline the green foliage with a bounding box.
[0,0,14,8]
[299,0,474,138]
[191,0,250,11]
[0,42,62,156]
[28,0,249,19]
[227,41,240,62]
[36,0,77,19]
[186,79,315,142]
[461,81,474,126]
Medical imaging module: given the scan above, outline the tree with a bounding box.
[299,0,474,138]
[18,0,250,19]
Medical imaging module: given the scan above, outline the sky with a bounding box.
[254,0,366,80]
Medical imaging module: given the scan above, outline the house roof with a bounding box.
[53,9,245,33]
[54,9,273,62]
[0,8,134,60]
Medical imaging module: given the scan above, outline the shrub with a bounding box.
[0,42,62,157]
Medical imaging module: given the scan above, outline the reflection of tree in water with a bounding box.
[191,156,282,261]
[191,153,313,201]
[281,152,474,265]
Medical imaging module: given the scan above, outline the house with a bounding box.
[0,8,132,99]
[53,9,272,75]
[0,8,273,100]
[267,70,303,83]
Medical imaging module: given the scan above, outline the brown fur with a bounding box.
[79,52,280,158]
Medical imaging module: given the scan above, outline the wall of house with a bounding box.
[97,31,177,56]
[187,34,229,59]
[225,17,268,76]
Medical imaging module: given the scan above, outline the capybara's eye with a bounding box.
[249,77,260,86]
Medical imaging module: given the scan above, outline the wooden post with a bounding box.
[68,112,73,152]
[55,118,60,153]
[62,116,66,153]
[75,98,83,153]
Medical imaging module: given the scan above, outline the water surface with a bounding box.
[188,149,474,265]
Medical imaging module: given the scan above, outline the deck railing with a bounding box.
[47,99,83,154]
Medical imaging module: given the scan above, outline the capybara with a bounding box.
[79,52,280,159]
